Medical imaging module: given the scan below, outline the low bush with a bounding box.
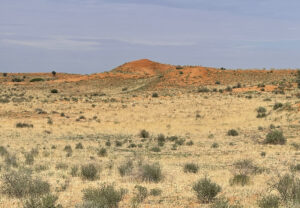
[97,148,107,157]
[230,174,250,186]
[264,130,286,145]
[139,129,149,138]
[2,169,50,198]
[275,174,300,204]
[184,163,199,173]
[140,163,162,183]
[257,194,280,208]
[192,177,221,203]
[81,164,98,181]
[273,102,283,110]
[150,188,162,196]
[227,129,238,136]
[30,78,45,82]
[81,185,126,208]
[118,160,133,177]
[23,194,62,208]
[16,123,33,128]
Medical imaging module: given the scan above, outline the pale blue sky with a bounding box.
[1,0,300,73]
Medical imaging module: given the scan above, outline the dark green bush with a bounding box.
[257,107,267,118]
[140,163,162,183]
[192,177,221,203]
[198,87,210,93]
[230,174,250,186]
[157,134,165,146]
[70,166,79,177]
[23,194,62,208]
[257,194,280,208]
[150,188,162,196]
[118,160,133,177]
[81,185,125,208]
[264,130,286,145]
[30,78,45,82]
[51,89,58,93]
[140,129,149,138]
[25,153,34,165]
[131,185,148,206]
[0,146,9,157]
[227,129,238,136]
[2,170,50,198]
[81,164,98,181]
[16,122,33,128]
[97,148,107,157]
[5,154,18,167]
[273,102,283,110]
[275,174,300,204]
[184,163,199,173]
[150,147,161,152]
[212,197,242,208]
[211,142,219,148]
[75,143,84,149]
[152,92,159,98]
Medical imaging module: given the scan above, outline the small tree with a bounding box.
[52,71,56,77]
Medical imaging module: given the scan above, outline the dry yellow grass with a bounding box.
[0,77,299,208]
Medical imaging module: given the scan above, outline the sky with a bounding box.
[1,0,300,73]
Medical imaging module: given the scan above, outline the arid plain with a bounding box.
[0,59,299,208]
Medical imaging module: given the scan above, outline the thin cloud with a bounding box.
[1,37,101,50]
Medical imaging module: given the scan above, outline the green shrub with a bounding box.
[16,122,33,128]
[55,163,68,170]
[81,164,98,181]
[139,129,149,138]
[150,188,162,196]
[70,166,79,177]
[152,92,159,98]
[81,185,125,208]
[264,130,286,145]
[273,102,283,110]
[23,194,62,208]
[257,194,280,208]
[157,134,165,146]
[230,174,250,186]
[12,77,24,82]
[97,148,107,157]
[150,147,161,152]
[5,154,18,167]
[75,143,83,149]
[257,107,267,118]
[184,163,199,173]
[131,185,148,206]
[118,160,133,177]
[186,140,194,146]
[233,159,261,175]
[211,197,242,208]
[30,78,45,82]
[211,142,219,148]
[25,153,34,165]
[290,164,300,172]
[140,163,163,183]
[2,170,50,198]
[50,89,58,93]
[275,174,300,204]
[0,146,9,157]
[227,129,238,136]
[193,177,221,203]
[198,87,210,93]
